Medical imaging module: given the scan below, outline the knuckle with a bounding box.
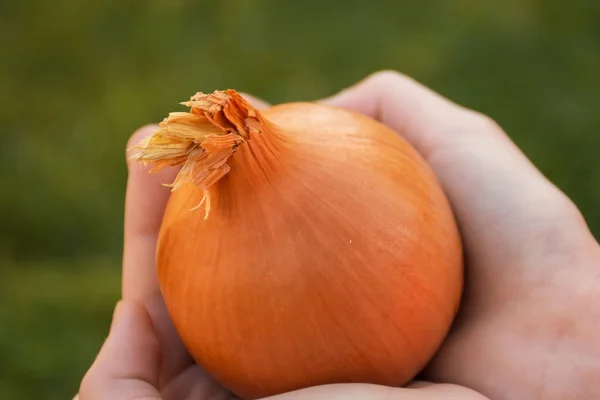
[462,110,504,135]
[366,69,412,88]
[546,193,586,226]
[370,69,402,81]
[527,193,591,259]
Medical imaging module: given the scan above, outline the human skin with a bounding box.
[77,71,600,400]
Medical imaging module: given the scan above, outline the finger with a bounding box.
[146,290,193,385]
[122,89,269,301]
[123,125,191,382]
[121,94,271,381]
[263,382,488,400]
[320,70,547,183]
[320,71,501,159]
[321,71,590,263]
[80,301,161,400]
[123,124,180,302]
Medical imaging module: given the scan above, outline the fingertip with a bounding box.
[122,126,179,303]
[238,92,272,110]
[126,124,159,163]
[125,124,176,182]
[317,70,405,115]
[125,124,179,190]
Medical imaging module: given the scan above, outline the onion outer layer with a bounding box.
[131,90,463,400]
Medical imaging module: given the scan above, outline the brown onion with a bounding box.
[132,90,463,399]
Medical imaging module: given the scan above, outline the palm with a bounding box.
[409,133,600,397]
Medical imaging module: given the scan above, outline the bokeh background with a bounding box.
[2,1,600,398]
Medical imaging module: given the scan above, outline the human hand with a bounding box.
[320,71,600,399]
[77,300,482,400]
[77,127,229,400]
[79,69,600,399]
[76,122,485,400]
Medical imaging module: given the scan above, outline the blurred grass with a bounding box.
[0,258,120,399]
[1,0,600,398]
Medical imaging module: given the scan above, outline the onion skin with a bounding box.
[135,91,463,399]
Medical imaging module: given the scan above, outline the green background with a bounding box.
[2,1,599,398]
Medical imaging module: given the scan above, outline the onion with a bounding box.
[132,90,463,399]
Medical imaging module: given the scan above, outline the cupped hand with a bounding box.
[78,126,228,400]
[77,299,481,400]
[76,120,484,399]
[78,70,600,399]
[320,71,600,399]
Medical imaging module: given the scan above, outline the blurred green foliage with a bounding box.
[0,259,119,399]
[1,0,599,398]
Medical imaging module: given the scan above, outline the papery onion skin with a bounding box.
[138,92,463,400]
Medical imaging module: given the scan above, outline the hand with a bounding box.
[76,122,485,400]
[78,69,600,399]
[320,71,600,399]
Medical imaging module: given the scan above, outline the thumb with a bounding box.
[262,382,489,400]
[79,301,162,400]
